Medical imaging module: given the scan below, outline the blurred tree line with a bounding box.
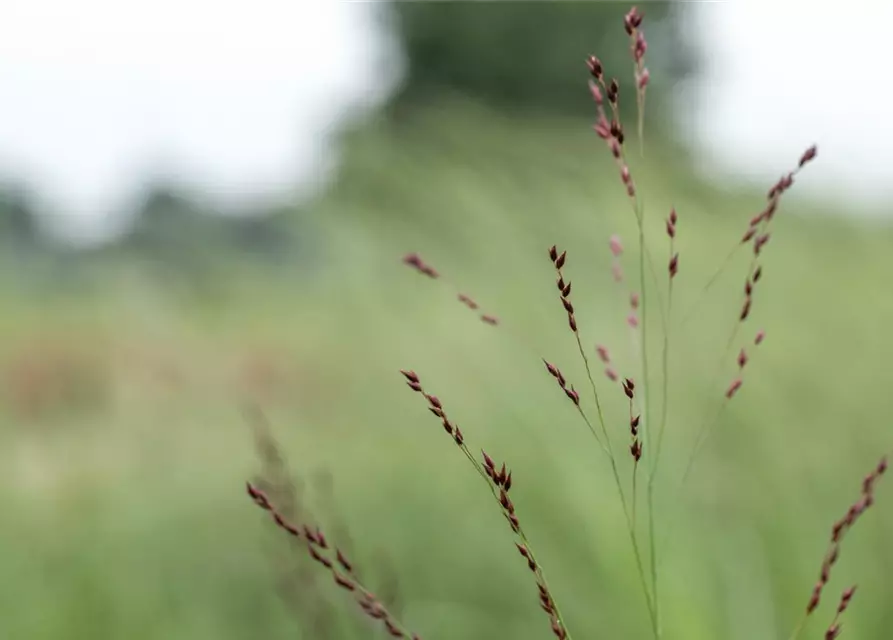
[1,1,694,286]
[387,1,694,118]
[0,182,307,296]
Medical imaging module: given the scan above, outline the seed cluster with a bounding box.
[801,456,887,637]
[589,71,635,200]
[725,145,818,401]
[666,207,679,279]
[738,146,818,322]
[725,330,765,400]
[610,234,624,282]
[402,368,568,639]
[825,585,857,640]
[549,244,579,333]
[588,6,649,203]
[622,377,642,462]
[595,344,619,383]
[246,483,419,639]
[606,235,641,330]
[246,405,405,636]
[480,452,567,639]
[402,253,499,326]
[401,369,466,447]
[402,252,438,279]
[624,7,648,91]
[543,359,580,408]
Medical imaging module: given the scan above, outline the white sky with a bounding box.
[0,1,888,244]
[0,0,400,242]
[687,1,893,210]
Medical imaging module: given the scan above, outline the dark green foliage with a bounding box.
[387,1,696,118]
[0,185,42,250]
[118,182,306,281]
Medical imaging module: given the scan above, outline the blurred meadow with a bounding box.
[1,3,892,640]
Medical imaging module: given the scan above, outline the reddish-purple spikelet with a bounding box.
[837,585,856,614]
[589,67,642,201]
[594,117,611,141]
[740,297,752,322]
[634,32,647,63]
[754,233,771,255]
[550,245,585,339]
[402,252,439,279]
[624,376,642,462]
[725,378,743,399]
[586,55,603,81]
[612,263,624,282]
[610,235,623,257]
[800,144,818,168]
[596,344,611,363]
[666,209,679,279]
[607,78,619,104]
[458,293,479,310]
[637,68,650,90]
[544,359,584,409]
[565,385,581,406]
[589,80,604,105]
[622,377,635,399]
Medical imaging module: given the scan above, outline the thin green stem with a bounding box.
[575,405,610,459]
[596,56,663,639]
[574,396,658,635]
[680,396,729,495]
[573,332,614,456]
[653,284,673,467]
[646,272,673,640]
[637,88,646,158]
[614,189,663,640]
[612,447,657,636]
[680,244,740,328]
[788,616,807,640]
[612,122,662,640]
[636,208,661,638]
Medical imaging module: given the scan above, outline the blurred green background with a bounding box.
[2,3,892,640]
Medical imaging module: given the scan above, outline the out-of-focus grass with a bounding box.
[3,101,893,639]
